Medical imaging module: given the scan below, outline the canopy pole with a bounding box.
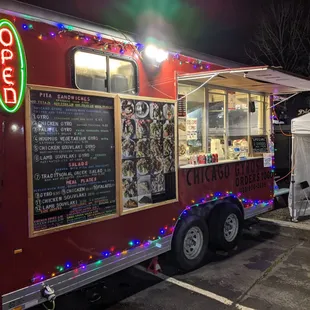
[270,93,299,109]
[291,134,296,221]
[177,73,219,101]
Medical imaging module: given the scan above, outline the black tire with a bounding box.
[172,215,209,271]
[209,203,243,251]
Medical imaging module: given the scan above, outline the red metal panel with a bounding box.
[1,13,268,298]
[179,160,274,208]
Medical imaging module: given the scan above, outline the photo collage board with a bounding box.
[121,98,176,211]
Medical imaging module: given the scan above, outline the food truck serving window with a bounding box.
[178,84,269,167]
[74,50,138,95]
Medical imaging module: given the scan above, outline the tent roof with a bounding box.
[292,113,310,135]
[178,66,310,95]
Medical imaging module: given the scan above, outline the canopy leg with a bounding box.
[291,135,297,221]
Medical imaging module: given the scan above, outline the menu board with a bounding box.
[120,98,177,211]
[186,118,198,140]
[251,135,268,153]
[28,89,117,232]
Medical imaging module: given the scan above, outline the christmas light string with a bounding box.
[19,21,212,71]
[30,189,273,284]
[172,52,211,71]
[18,19,216,101]
[27,22,139,56]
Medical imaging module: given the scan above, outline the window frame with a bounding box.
[71,46,139,94]
[178,84,206,154]
[250,94,267,136]
[206,90,227,157]
[177,81,267,163]
[227,91,250,155]
[207,86,267,157]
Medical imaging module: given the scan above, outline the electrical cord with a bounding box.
[273,109,292,137]
[274,144,296,183]
[151,85,175,99]
[275,166,295,183]
[41,285,56,309]
[42,300,55,310]
[101,24,143,60]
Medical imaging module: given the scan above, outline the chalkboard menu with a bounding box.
[120,97,177,212]
[28,88,117,232]
[251,135,269,153]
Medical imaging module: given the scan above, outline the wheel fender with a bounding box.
[171,203,211,243]
[170,198,244,247]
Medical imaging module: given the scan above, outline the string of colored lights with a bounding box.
[172,53,211,70]
[22,21,139,55]
[30,189,274,284]
[19,21,211,71]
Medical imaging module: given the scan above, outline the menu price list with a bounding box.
[30,90,116,232]
[251,136,268,153]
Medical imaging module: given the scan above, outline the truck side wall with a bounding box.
[0,14,224,295]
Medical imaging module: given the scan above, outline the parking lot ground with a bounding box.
[36,231,310,310]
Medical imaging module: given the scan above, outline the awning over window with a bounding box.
[177,66,310,95]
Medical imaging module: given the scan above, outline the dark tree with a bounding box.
[246,1,310,76]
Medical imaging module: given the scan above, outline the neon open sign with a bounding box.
[0,19,26,113]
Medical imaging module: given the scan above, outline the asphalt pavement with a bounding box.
[35,230,310,310]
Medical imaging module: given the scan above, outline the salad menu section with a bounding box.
[121,98,177,211]
[28,88,117,233]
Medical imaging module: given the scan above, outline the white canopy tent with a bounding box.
[289,113,310,220]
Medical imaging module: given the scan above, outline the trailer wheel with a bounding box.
[209,203,243,251]
[172,215,209,271]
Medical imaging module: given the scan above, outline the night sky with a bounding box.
[17,0,272,63]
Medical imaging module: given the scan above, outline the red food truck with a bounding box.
[1,1,310,309]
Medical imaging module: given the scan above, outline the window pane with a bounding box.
[109,58,136,94]
[208,93,225,160]
[228,92,249,159]
[228,92,248,137]
[250,94,264,135]
[178,84,205,154]
[75,51,107,92]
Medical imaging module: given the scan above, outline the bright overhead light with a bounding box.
[144,45,168,64]
[156,49,169,63]
[145,45,157,58]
